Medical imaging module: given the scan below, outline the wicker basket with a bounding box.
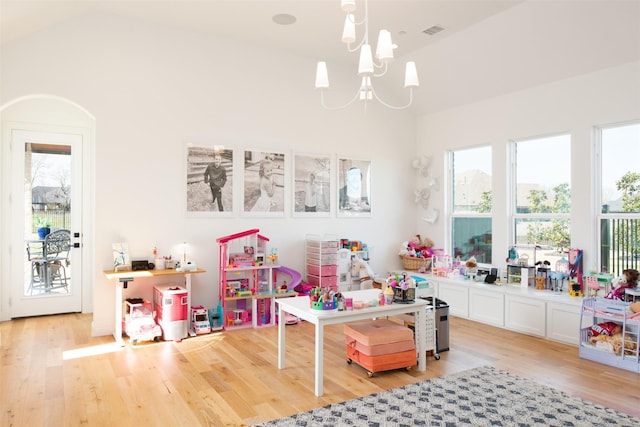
[401,255,431,271]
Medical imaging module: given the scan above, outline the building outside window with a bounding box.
[512,134,570,267]
[598,121,640,275]
[450,146,492,264]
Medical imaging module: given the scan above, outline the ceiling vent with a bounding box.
[422,25,444,36]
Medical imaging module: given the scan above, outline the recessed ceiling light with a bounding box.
[272,13,297,25]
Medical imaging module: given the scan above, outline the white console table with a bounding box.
[104,268,206,346]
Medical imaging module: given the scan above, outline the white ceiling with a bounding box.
[1,0,639,115]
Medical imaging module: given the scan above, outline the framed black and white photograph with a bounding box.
[293,153,332,216]
[338,157,372,217]
[243,150,286,216]
[186,145,233,216]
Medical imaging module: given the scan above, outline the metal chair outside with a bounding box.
[29,229,71,294]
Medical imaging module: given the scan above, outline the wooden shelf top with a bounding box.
[104,268,206,280]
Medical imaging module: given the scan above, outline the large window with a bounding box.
[450,146,492,263]
[513,134,570,265]
[598,121,640,275]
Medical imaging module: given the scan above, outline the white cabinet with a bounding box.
[504,294,546,337]
[437,281,469,318]
[546,301,581,345]
[469,287,504,327]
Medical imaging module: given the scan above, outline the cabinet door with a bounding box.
[437,283,469,318]
[469,288,504,327]
[546,301,580,345]
[504,294,545,337]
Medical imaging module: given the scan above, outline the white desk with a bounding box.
[276,288,428,396]
[104,268,206,346]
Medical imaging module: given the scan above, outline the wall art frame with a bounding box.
[337,157,372,217]
[292,152,332,217]
[185,144,234,217]
[242,149,286,217]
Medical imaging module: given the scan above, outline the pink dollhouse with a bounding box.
[216,229,296,330]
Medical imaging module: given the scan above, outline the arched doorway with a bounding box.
[0,95,95,319]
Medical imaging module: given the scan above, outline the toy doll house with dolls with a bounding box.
[217,229,296,330]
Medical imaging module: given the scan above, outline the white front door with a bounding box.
[9,129,83,317]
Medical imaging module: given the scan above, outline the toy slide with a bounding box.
[274,265,302,290]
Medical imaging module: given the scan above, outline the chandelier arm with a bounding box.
[319,88,363,110]
[373,62,388,77]
[346,39,365,53]
[370,86,414,110]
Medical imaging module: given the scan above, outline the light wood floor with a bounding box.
[1,313,639,426]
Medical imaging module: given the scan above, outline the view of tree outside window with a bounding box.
[451,146,492,263]
[513,134,571,266]
[599,121,640,274]
[29,145,72,232]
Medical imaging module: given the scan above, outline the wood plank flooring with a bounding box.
[1,313,639,426]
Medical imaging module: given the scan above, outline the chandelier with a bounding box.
[315,0,419,110]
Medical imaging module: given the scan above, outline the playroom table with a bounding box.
[276,288,428,396]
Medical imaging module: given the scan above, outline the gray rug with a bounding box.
[254,366,640,426]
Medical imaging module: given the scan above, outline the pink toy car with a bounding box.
[124,299,162,345]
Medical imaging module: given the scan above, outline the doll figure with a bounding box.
[605,268,639,300]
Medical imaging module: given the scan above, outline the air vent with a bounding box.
[422,25,444,36]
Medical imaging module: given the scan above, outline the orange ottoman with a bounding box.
[344,319,416,377]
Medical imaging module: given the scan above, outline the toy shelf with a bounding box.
[579,297,640,372]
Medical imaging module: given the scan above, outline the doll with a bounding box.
[604,268,639,300]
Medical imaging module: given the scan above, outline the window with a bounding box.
[598,121,640,275]
[513,134,570,265]
[450,146,492,263]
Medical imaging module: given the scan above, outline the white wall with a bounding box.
[416,60,640,276]
[0,12,417,334]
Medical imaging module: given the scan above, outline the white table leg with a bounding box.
[278,303,285,369]
[315,323,324,396]
[114,281,124,346]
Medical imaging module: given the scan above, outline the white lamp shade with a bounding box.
[342,14,356,44]
[315,61,329,89]
[404,61,419,88]
[375,29,394,62]
[358,44,374,76]
[341,0,356,13]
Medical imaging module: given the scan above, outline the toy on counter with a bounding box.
[604,269,639,300]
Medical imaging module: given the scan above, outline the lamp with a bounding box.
[316,0,419,110]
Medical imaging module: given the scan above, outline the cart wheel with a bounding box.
[153,337,160,342]
[347,358,352,364]
[434,354,440,360]
[406,366,412,371]
[367,371,374,378]
[131,339,138,345]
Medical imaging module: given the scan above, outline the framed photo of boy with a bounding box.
[337,157,372,217]
[293,153,332,217]
[186,145,233,216]
[243,150,286,216]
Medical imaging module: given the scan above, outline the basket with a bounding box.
[401,255,431,271]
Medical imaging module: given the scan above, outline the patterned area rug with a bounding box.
[253,366,640,426]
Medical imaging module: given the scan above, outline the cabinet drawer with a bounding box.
[306,240,339,250]
[307,274,338,289]
[306,253,338,264]
[307,264,338,276]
